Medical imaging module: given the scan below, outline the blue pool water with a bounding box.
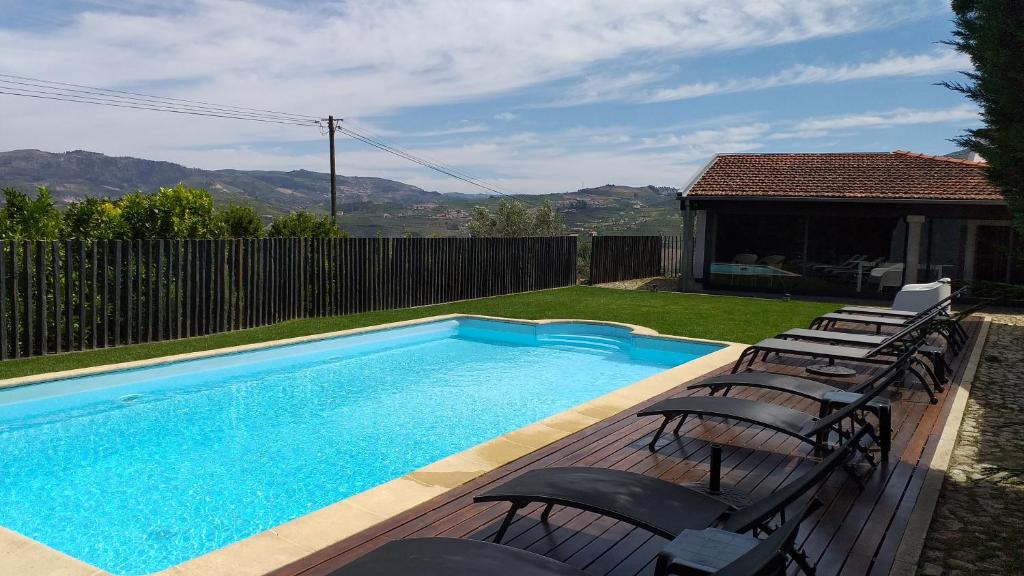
[0,317,720,575]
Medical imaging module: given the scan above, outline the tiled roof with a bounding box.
[685,151,1004,202]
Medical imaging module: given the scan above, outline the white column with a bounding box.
[964,220,979,281]
[904,215,926,284]
[693,210,707,281]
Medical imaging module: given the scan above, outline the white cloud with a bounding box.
[643,48,970,103]
[402,123,490,138]
[545,70,668,107]
[335,104,978,194]
[793,103,979,131]
[0,0,954,194]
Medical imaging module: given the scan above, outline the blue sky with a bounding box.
[0,1,978,194]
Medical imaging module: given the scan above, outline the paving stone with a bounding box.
[917,314,1024,576]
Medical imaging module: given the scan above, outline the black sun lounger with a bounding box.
[474,425,869,576]
[809,288,963,334]
[731,310,937,375]
[830,286,966,320]
[639,354,908,455]
[809,312,915,333]
[326,498,820,576]
[831,306,919,318]
[773,328,947,392]
[683,370,895,454]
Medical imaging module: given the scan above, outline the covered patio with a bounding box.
[677,151,1016,297]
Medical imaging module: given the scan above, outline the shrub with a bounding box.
[218,205,264,238]
[267,211,344,238]
[65,198,128,240]
[0,187,64,240]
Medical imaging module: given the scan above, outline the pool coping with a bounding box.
[0,314,746,576]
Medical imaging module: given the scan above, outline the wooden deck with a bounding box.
[270,319,984,576]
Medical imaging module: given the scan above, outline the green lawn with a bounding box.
[0,286,842,380]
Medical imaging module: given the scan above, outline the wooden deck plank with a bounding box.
[269,318,983,576]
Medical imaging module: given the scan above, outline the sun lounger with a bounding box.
[733,311,936,378]
[774,327,947,391]
[810,288,964,335]
[474,426,869,575]
[326,498,820,576]
[830,286,965,320]
[684,369,897,456]
[832,306,919,318]
[640,353,903,453]
[656,498,820,576]
[809,254,863,273]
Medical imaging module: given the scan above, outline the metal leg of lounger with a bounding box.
[918,345,948,384]
[648,414,677,452]
[540,503,554,523]
[493,502,525,543]
[731,349,752,373]
[672,414,688,436]
[913,357,944,392]
[909,365,938,404]
[879,405,891,462]
[786,542,817,576]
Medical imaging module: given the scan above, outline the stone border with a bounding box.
[0,314,733,390]
[0,315,744,576]
[889,317,992,576]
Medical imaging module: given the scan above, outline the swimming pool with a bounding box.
[0,316,723,575]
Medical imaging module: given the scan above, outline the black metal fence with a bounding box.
[588,236,662,284]
[587,235,687,284]
[0,236,577,360]
[661,235,683,278]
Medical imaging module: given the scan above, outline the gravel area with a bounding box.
[591,277,679,291]
[918,313,1024,576]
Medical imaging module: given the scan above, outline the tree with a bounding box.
[0,187,64,240]
[218,205,265,237]
[532,200,565,236]
[267,211,343,237]
[468,199,565,237]
[120,184,226,238]
[944,0,1024,232]
[65,198,128,240]
[467,205,497,237]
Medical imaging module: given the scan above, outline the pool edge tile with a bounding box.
[269,501,387,556]
[155,531,313,576]
[0,527,109,576]
[344,477,451,519]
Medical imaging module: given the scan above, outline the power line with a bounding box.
[342,120,515,197]
[0,73,317,122]
[0,86,318,126]
[338,125,513,197]
[0,74,514,196]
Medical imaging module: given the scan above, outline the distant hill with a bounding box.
[0,149,681,236]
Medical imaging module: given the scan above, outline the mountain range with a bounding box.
[0,149,682,237]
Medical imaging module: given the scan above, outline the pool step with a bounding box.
[539,334,629,354]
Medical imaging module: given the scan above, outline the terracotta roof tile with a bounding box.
[686,151,1004,202]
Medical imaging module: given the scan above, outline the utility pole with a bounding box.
[328,115,338,223]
